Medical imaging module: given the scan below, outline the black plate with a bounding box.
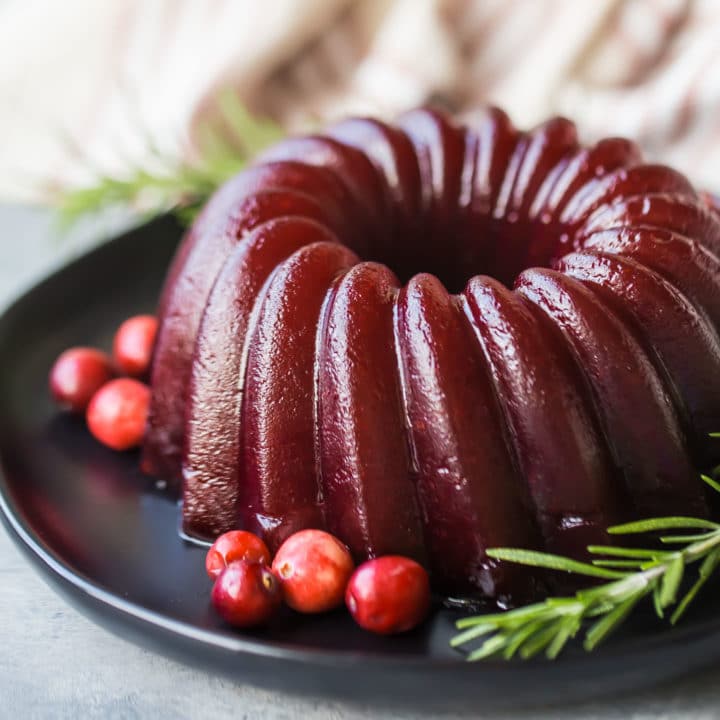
[2,215,720,711]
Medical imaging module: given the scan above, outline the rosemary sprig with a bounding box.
[452,473,720,661]
[54,91,284,228]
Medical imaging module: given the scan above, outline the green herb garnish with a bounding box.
[55,91,283,229]
[453,471,720,661]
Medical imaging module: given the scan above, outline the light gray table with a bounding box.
[1,204,719,719]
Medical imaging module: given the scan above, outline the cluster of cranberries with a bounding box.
[49,315,158,450]
[207,528,431,634]
[49,320,431,635]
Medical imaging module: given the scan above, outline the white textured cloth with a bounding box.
[1,0,719,201]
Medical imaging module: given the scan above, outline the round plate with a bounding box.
[2,215,720,711]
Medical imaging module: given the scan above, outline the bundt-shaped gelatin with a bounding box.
[143,107,720,603]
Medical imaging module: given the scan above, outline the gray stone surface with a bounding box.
[1,204,720,719]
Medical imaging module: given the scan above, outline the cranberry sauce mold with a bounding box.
[143,107,720,602]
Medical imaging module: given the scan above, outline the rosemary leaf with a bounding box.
[449,623,496,647]
[658,555,685,607]
[584,594,644,651]
[519,620,567,659]
[486,548,628,580]
[546,616,582,659]
[591,559,645,569]
[587,545,669,559]
[54,95,283,229]
[660,532,715,544]
[455,602,554,629]
[652,584,665,618]
[671,548,720,624]
[608,517,720,534]
[454,457,720,661]
[701,473,720,494]
[467,634,510,661]
[502,620,547,659]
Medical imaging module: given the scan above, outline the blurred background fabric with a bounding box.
[1,0,719,202]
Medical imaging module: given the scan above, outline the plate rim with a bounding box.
[2,218,720,692]
[0,471,483,670]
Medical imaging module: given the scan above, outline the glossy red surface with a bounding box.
[507,117,578,220]
[558,251,720,454]
[86,378,150,451]
[239,242,357,550]
[397,108,466,289]
[144,106,720,602]
[142,183,360,478]
[326,117,422,256]
[49,347,115,412]
[345,556,431,635]
[182,218,338,540]
[272,529,354,614]
[211,561,282,628]
[395,273,541,600]
[463,277,622,558]
[112,315,157,378]
[584,228,720,331]
[258,136,390,259]
[516,270,706,518]
[205,531,271,580]
[579,194,720,254]
[559,164,696,228]
[317,262,425,562]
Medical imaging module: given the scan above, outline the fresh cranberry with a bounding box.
[49,347,115,412]
[206,530,271,580]
[345,556,431,634]
[113,315,158,377]
[211,561,282,627]
[86,378,150,450]
[272,529,354,613]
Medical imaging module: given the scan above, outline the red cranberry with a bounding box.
[345,556,431,634]
[113,315,158,377]
[86,378,150,450]
[206,530,271,580]
[272,529,354,613]
[49,347,115,412]
[211,561,282,627]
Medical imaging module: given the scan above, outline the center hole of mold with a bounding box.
[371,213,568,294]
